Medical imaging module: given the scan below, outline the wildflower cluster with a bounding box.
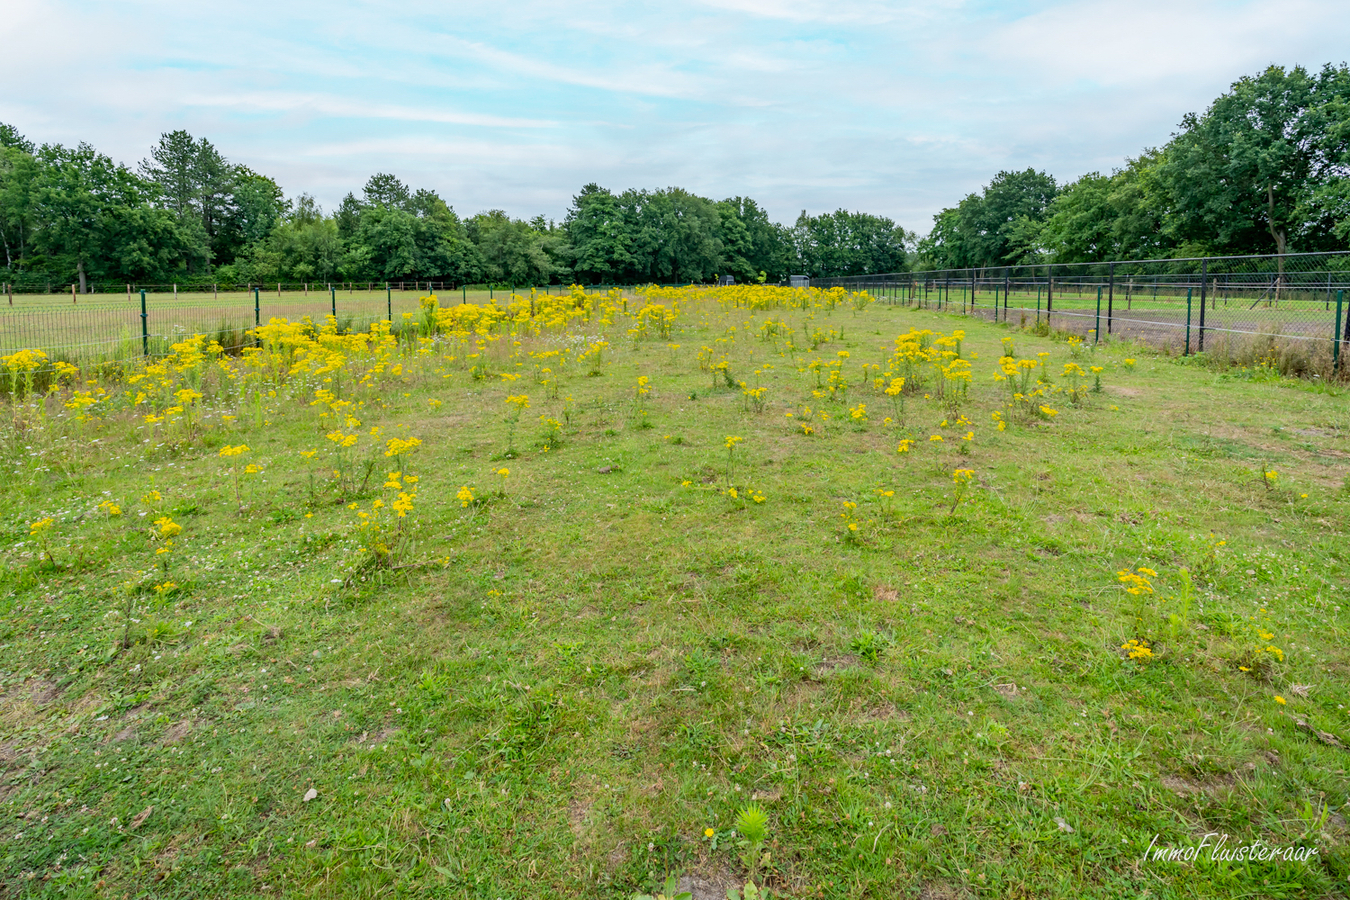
[1117,567,1156,595]
[1121,639,1154,661]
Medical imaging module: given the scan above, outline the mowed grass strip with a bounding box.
[1,289,1347,899]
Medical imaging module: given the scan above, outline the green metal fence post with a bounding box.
[139,289,148,357]
[330,284,336,319]
[253,287,260,330]
[1106,261,1115,335]
[1197,258,1208,352]
[1342,290,1350,373]
[386,284,392,321]
[1046,265,1053,328]
[462,284,466,304]
[1335,290,1344,372]
[1095,285,1102,343]
[1184,288,1192,355]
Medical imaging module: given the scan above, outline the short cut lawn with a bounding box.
[1,286,1347,899]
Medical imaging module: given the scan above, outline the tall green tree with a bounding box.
[352,207,418,281]
[792,209,913,277]
[467,211,554,285]
[412,191,483,284]
[32,143,185,288]
[922,169,1058,269]
[218,167,287,261]
[619,188,724,283]
[1034,152,1170,263]
[716,197,790,282]
[231,195,342,286]
[1156,63,1350,257]
[138,130,280,272]
[194,140,234,261]
[335,193,363,241]
[528,214,573,284]
[336,179,481,283]
[363,173,411,210]
[0,124,39,273]
[138,130,211,272]
[1313,84,1350,242]
[564,184,632,283]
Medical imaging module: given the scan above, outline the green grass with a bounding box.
[1,292,1348,899]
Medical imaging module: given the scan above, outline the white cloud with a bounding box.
[984,0,1343,89]
[182,92,556,130]
[2,0,1348,231]
[687,0,948,25]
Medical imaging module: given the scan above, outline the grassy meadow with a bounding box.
[0,285,1347,899]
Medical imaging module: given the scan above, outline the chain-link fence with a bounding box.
[814,250,1350,379]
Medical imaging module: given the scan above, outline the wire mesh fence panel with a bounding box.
[0,281,619,372]
[0,286,429,364]
[0,292,143,361]
[813,250,1350,380]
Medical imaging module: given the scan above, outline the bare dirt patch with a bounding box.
[352,727,399,748]
[919,880,971,900]
[751,786,783,802]
[159,721,192,745]
[814,655,859,676]
[568,795,593,840]
[32,680,64,705]
[863,701,904,722]
[1160,771,1237,796]
[677,864,739,900]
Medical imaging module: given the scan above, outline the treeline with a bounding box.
[918,64,1350,269]
[6,62,1346,290]
[0,127,914,290]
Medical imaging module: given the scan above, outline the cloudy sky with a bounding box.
[4,0,1348,232]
